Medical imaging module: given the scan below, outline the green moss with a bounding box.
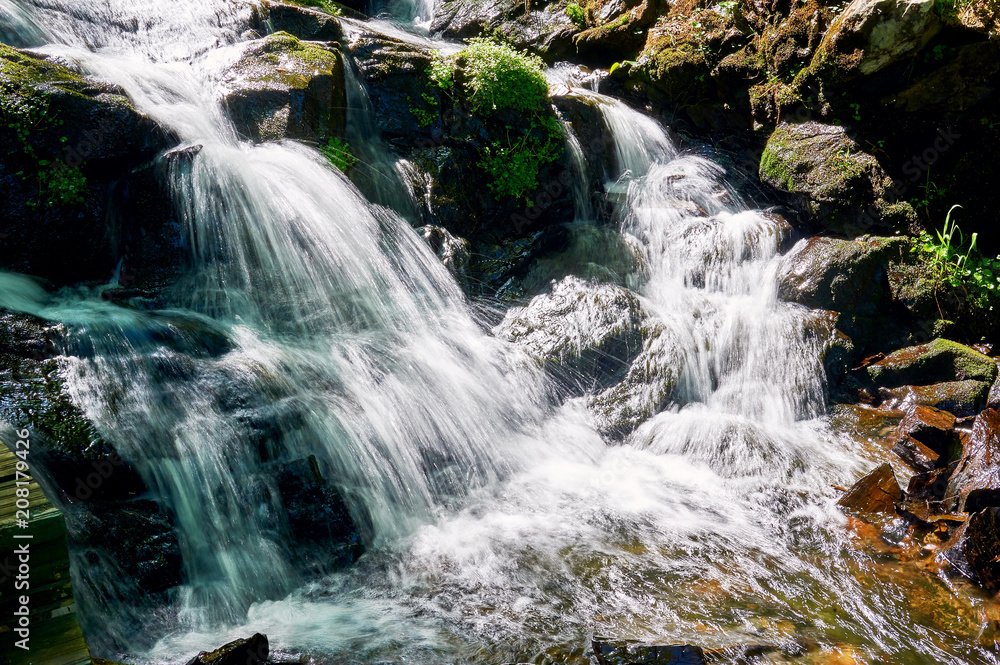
[867,338,998,386]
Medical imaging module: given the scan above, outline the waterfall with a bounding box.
[1,1,993,664]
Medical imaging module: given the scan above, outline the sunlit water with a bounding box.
[1,1,997,664]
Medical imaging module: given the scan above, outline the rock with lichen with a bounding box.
[221,32,346,143]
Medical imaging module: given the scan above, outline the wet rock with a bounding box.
[276,455,363,567]
[759,122,911,233]
[430,0,578,61]
[186,633,270,665]
[886,404,956,456]
[593,637,705,665]
[877,380,991,418]
[906,465,952,502]
[777,235,903,327]
[71,498,183,595]
[816,0,941,78]
[988,367,1000,411]
[258,1,344,42]
[867,338,998,389]
[221,32,346,143]
[893,41,1000,115]
[0,45,174,286]
[0,310,146,503]
[945,409,1000,513]
[574,0,666,65]
[891,434,940,472]
[496,276,646,393]
[417,225,471,285]
[587,321,682,439]
[837,463,902,525]
[941,508,1000,592]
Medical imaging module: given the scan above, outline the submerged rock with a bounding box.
[867,338,998,388]
[592,637,706,665]
[222,32,346,143]
[496,276,646,393]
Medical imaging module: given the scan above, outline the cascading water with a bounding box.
[2,1,998,664]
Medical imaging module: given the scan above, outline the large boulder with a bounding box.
[866,338,998,388]
[221,32,346,143]
[495,276,647,393]
[945,409,1000,513]
[430,0,578,61]
[759,122,913,234]
[778,235,903,316]
[877,380,991,418]
[815,0,942,79]
[837,463,903,527]
[593,637,706,665]
[0,45,174,285]
[186,633,270,665]
[255,1,345,42]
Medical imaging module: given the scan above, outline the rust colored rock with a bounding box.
[837,463,902,524]
[886,404,956,455]
[906,466,953,502]
[891,434,940,472]
[946,409,1000,513]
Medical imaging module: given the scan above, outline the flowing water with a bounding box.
[1,1,998,664]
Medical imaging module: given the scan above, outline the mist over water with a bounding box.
[2,1,997,664]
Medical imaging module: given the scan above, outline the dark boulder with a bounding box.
[886,404,956,457]
[0,45,174,286]
[186,633,270,665]
[221,32,346,143]
[70,498,183,595]
[276,455,363,567]
[941,508,1000,592]
[593,637,706,665]
[945,409,1000,513]
[430,0,578,62]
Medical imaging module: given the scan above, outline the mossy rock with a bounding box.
[759,121,911,233]
[867,338,999,388]
[258,0,346,41]
[222,32,346,143]
[0,45,173,286]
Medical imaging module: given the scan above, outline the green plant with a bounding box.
[293,0,343,15]
[430,54,455,91]
[911,169,947,215]
[565,2,587,28]
[1,90,86,207]
[849,102,861,122]
[455,38,549,113]
[319,137,356,171]
[410,93,439,128]
[478,116,563,200]
[913,205,1000,310]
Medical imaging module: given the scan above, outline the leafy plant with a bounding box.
[478,116,563,201]
[849,102,861,122]
[912,205,1000,310]
[293,0,343,15]
[430,54,455,91]
[455,38,549,113]
[410,93,439,128]
[911,169,947,215]
[319,137,357,171]
[565,2,587,28]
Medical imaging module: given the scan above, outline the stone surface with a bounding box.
[258,1,344,42]
[837,463,902,524]
[759,122,908,233]
[186,633,270,665]
[222,32,346,143]
[418,225,471,285]
[496,276,647,393]
[816,0,941,77]
[430,0,578,61]
[945,409,1000,513]
[867,339,998,388]
[891,434,940,472]
[593,637,706,665]
[877,380,991,418]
